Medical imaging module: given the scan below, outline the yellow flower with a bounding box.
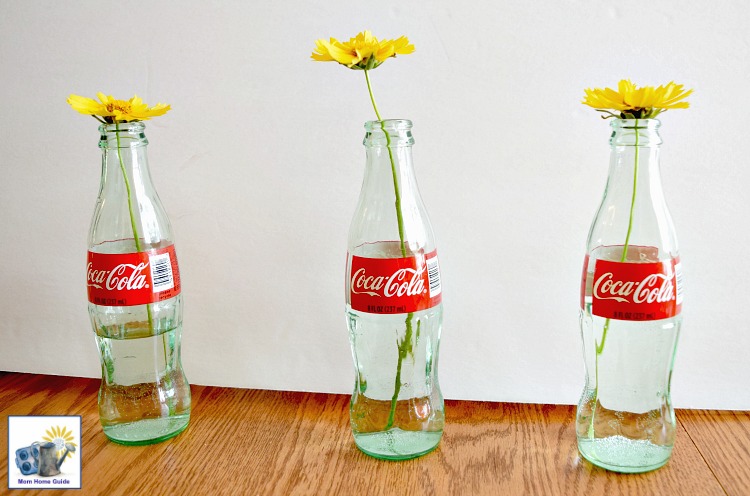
[311,30,414,70]
[41,425,77,460]
[67,93,170,123]
[582,80,693,119]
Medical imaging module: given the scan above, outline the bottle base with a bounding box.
[103,415,190,446]
[578,436,673,473]
[353,428,442,461]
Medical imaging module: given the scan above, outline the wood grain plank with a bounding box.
[680,409,750,496]
[0,373,733,495]
[436,401,724,496]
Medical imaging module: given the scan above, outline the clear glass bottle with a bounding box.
[577,119,683,472]
[86,121,190,445]
[346,119,444,460]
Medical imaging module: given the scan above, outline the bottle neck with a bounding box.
[91,121,172,250]
[98,122,154,194]
[362,120,418,201]
[588,119,678,260]
[605,119,664,210]
[349,119,435,256]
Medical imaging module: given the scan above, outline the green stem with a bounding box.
[385,131,407,257]
[115,122,154,333]
[364,69,382,122]
[386,314,416,429]
[596,119,639,355]
[621,119,640,262]
[365,69,407,256]
[590,118,640,435]
[365,69,413,431]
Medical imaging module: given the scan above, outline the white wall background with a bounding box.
[1,0,748,409]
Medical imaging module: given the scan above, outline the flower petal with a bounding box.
[67,94,106,115]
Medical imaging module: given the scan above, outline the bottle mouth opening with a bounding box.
[363,119,415,147]
[98,121,147,133]
[98,121,148,147]
[364,119,413,132]
[609,118,663,146]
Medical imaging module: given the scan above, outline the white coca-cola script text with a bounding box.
[87,262,150,291]
[593,272,675,304]
[351,267,426,298]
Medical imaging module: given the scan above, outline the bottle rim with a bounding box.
[364,119,413,131]
[610,118,661,130]
[98,121,148,148]
[98,121,147,134]
[609,118,663,146]
[363,119,414,147]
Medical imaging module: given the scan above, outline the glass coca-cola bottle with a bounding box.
[86,121,190,444]
[577,118,683,472]
[346,119,444,460]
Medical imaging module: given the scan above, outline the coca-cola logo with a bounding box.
[87,246,180,307]
[349,251,441,314]
[351,266,427,298]
[593,271,675,305]
[87,261,150,291]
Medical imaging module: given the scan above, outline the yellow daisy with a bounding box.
[582,80,692,119]
[311,30,414,70]
[67,93,170,123]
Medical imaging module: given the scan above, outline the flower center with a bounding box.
[106,101,131,114]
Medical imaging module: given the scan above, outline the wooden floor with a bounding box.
[1,372,748,495]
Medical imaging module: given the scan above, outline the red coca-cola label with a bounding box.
[349,250,442,314]
[584,256,682,321]
[87,245,181,306]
